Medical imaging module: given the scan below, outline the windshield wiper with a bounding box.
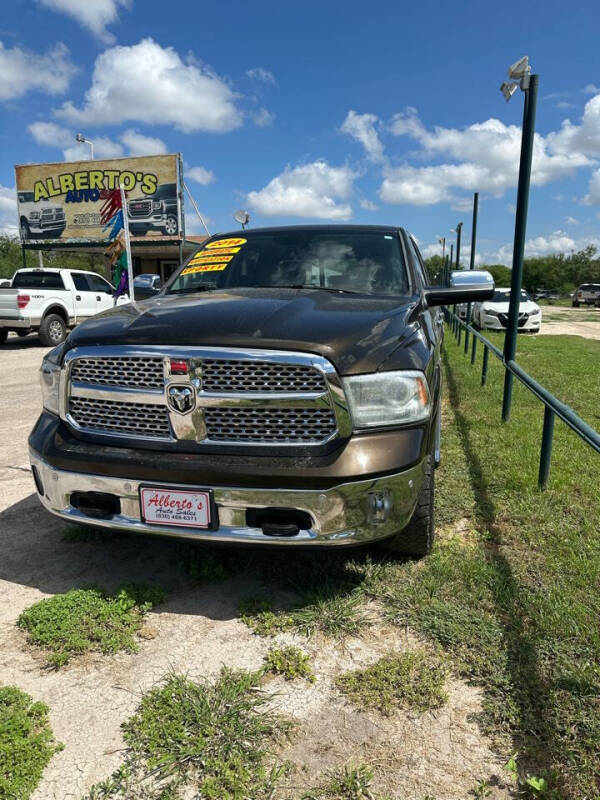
[167,285,215,295]
[247,284,366,295]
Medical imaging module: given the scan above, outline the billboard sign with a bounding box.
[14,154,181,244]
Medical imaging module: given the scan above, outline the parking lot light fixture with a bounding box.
[75,133,94,160]
[500,56,538,422]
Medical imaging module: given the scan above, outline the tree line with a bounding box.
[424,246,600,294]
[0,235,105,281]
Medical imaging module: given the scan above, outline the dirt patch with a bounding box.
[539,306,600,339]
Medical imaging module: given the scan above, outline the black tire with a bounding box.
[0,329,7,345]
[16,329,30,338]
[378,453,435,557]
[572,301,579,307]
[39,314,67,347]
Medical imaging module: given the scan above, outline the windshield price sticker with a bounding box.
[182,264,228,274]
[140,487,211,528]
[190,253,233,264]
[205,237,247,249]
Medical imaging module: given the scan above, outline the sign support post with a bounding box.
[119,184,135,302]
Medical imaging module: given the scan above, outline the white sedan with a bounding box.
[473,288,542,332]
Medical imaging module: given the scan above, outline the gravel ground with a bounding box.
[539,304,600,339]
[0,332,514,800]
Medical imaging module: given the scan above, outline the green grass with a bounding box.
[302,764,390,800]
[336,650,448,715]
[0,686,63,799]
[17,584,166,668]
[263,645,316,683]
[359,331,598,797]
[84,668,292,800]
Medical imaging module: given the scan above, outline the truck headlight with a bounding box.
[342,370,431,429]
[484,308,498,316]
[39,344,65,415]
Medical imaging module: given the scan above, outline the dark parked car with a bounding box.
[133,273,162,300]
[29,225,492,556]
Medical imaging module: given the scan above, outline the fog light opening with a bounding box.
[368,490,393,524]
[70,491,121,520]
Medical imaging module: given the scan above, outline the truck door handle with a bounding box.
[76,295,81,301]
[96,296,101,301]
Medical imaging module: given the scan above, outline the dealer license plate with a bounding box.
[139,486,212,529]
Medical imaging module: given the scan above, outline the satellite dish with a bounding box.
[233,210,250,229]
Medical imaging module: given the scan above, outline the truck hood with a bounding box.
[66,287,422,374]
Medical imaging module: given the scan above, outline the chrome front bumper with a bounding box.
[29,451,425,546]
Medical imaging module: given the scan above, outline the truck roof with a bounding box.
[208,224,403,238]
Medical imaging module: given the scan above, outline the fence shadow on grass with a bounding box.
[442,346,554,779]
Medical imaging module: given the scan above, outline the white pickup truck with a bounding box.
[0,268,124,346]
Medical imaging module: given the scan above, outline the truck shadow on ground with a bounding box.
[0,492,371,621]
[442,347,555,781]
[2,334,48,350]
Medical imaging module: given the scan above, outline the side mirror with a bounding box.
[424,270,495,307]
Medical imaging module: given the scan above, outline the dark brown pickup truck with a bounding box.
[29,225,492,555]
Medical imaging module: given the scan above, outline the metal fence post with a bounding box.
[471,332,477,365]
[482,345,489,386]
[502,73,538,421]
[538,406,555,489]
[464,192,479,354]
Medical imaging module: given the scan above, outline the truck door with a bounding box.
[70,273,98,319]
[86,273,117,313]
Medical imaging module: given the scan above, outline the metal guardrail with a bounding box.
[444,308,600,488]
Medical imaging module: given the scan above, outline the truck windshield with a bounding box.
[167,231,409,297]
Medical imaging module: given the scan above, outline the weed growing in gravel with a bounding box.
[336,650,448,715]
[263,645,316,683]
[0,686,63,799]
[84,668,292,799]
[238,596,296,636]
[302,764,390,799]
[17,584,166,668]
[239,590,370,640]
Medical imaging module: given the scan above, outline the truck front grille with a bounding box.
[128,200,152,217]
[204,407,337,443]
[201,359,326,393]
[69,398,171,438]
[65,348,345,446]
[70,357,164,389]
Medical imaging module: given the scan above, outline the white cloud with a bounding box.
[565,215,579,225]
[247,160,356,220]
[251,108,275,127]
[0,184,17,235]
[381,108,594,206]
[55,38,242,133]
[37,0,131,43]
[583,84,600,95]
[246,67,277,86]
[546,94,600,158]
[186,166,215,185]
[28,121,74,149]
[359,198,378,211]
[0,41,75,101]
[583,168,600,204]
[340,110,385,163]
[120,129,167,155]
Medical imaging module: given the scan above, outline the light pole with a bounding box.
[438,237,446,283]
[454,222,463,269]
[75,133,94,160]
[500,56,538,421]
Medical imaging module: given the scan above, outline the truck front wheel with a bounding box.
[163,215,178,236]
[378,453,435,557]
[39,314,67,346]
[0,329,7,345]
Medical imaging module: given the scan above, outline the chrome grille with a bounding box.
[204,407,337,443]
[202,360,326,393]
[128,200,152,218]
[70,357,164,390]
[69,398,170,438]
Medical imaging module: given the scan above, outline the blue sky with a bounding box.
[1,0,600,264]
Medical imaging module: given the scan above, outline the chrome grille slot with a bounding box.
[70,357,164,389]
[69,398,170,438]
[204,407,337,443]
[201,360,326,393]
